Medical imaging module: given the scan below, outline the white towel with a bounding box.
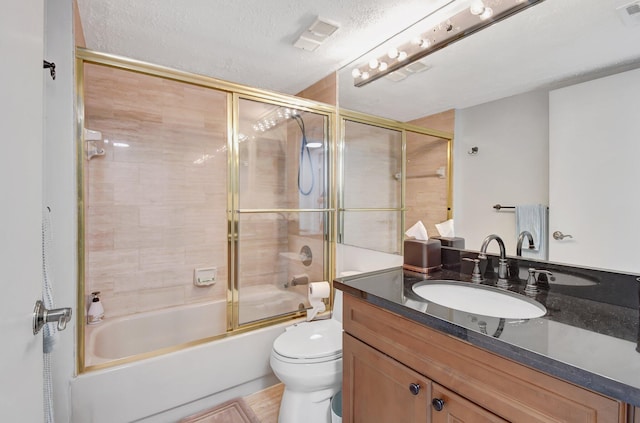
[515,204,548,260]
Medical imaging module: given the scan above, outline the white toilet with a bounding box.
[270,291,343,423]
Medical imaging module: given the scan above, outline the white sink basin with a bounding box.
[412,281,547,319]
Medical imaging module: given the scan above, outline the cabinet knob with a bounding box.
[408,383,420,395]
[432,398,445,411]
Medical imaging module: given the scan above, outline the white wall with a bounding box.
[44,0,77,422]
[453,90,549,255]
[1,0,44,421]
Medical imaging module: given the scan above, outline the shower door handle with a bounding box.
[33,300,72,335]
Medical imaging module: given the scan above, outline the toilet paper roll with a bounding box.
[308,281,330,301]
[307,281,329,321]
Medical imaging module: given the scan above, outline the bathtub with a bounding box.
[85,289,308,366]
[85,301,228,367]
[72,298,305,423]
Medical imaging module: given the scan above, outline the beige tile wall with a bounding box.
[84,64,228,319]
[296,72,337,106]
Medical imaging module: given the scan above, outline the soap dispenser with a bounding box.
[87,291,104,325]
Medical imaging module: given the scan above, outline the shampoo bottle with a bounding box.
[87,291,104,324]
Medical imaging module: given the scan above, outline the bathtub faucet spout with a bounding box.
[288,274,309,287]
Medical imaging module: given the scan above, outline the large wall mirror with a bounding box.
[338,0,640,274]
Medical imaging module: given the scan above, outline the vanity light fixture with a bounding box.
[352,0,545,87]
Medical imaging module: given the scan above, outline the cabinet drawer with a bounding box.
[344,295,624,422]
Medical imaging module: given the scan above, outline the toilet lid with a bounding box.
[273,319,342,360]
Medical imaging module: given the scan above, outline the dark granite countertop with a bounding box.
[335,251,640,407]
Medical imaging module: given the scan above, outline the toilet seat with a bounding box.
[272,319,342,364]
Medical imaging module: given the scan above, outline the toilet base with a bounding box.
[278,385,340,423]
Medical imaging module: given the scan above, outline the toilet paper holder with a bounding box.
[307,281,330,321]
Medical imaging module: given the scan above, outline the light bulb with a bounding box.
[351,68,361,78]
[361,71,370,80]
[398,51,408,61]
[420,39,431,48]
[388,48,399,59]
[369,59,379,69]
[378,61,388,71]
[480,7,494,20]
[470,0,485,15]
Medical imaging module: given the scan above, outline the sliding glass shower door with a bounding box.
[234,97,331,326]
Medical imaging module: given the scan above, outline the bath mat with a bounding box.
[179,398,261,423]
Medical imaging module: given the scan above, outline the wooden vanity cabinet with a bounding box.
[344,333,506,422]
[342,295,626,423]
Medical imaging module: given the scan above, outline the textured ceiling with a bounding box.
[77,0,640,121]
[76,0,452,94]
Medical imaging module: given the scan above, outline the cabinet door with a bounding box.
[431,383,507,423]
[343,334,429,423]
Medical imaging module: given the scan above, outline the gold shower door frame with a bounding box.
[75,48,336,373]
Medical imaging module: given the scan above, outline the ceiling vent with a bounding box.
[385,70,408,82]
[615,0,640,26]
[404,61,431,74]
[385,61,431,82]
[294,18,340,52]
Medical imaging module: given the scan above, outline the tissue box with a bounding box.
[403,239,441,274]
[431,236,465,248]
[432,237,465,270]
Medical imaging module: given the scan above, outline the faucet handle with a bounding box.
[462,258,483,283]
[525,268,553,294]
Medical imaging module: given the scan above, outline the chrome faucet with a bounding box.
[516,231,535,256]
[525,268,553,295]
[478,234,508,281]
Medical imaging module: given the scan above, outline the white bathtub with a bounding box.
[85,301,228,367]
[72,298,304,423]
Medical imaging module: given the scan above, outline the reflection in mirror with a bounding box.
[339,116,453,256]
[405,111,453,237]
[341,210,402,255]
[341,120,402,209]
[340,120,402,254]
[338,0,640,273]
